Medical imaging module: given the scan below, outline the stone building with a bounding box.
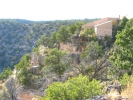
[82,17,119,37]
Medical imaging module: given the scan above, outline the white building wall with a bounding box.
[94,21,112,37]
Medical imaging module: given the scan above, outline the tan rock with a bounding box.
[106,92,125,100]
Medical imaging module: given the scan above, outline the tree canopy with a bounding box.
[117,16,128,32]
[0,67,12,81]
[43,74,102,100]
[15,54,31,85]
[83,28,94,36]
[56,26,71,43]
[44,48,68,78]
[110,18,133,74]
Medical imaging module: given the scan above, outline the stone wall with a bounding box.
[38,54,46,66]
[31,52,39,67]
[96,27,112,37]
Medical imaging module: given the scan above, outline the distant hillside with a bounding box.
[0,18,98,70]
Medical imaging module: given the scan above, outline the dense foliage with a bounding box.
[81,41,102,59]
[0,20,58,70]
[56,26,71,43]
[0,67,12,81]
[42,74,102,100]
[120,73,133,87]
[15,54,30,85]
[110,18,133,74]
[45,48,68,78]
[117,16,128,32]
[37,22,85,48]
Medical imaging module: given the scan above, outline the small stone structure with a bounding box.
[31,52,39,67]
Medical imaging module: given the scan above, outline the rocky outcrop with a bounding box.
[60,43,78,52]
[60,35,86,52]
[91,95,108,100]
[106,92,124,100]
[28,67,41,74]
[105,81,122,94]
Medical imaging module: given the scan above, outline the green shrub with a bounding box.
[0,88,9,100]
[15,54,30,85]
[0,67,12,81]
[120,73,133,87]
[32,47,39,55]
[42,74,103,100]
[0,93,2,100]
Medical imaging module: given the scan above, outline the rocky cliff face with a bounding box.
[59,35,88,66]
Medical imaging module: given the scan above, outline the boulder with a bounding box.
[106,92,124,100]
[92,95,108,100]
[105,81,122,94]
